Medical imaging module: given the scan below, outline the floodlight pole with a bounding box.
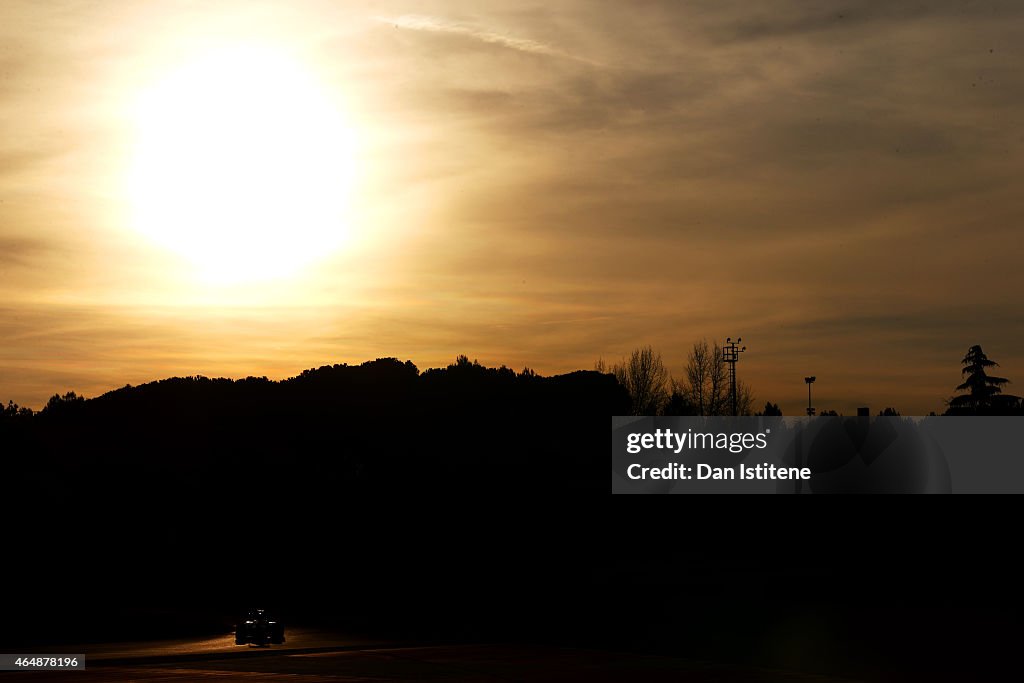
[723,337,746,416]
[805,376,816,416]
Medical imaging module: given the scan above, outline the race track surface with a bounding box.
[2,630,862,682]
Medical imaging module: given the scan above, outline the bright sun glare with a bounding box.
[128,45,356,283]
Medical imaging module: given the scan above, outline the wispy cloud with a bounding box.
[0,237,50,269]
[376,14,598,65]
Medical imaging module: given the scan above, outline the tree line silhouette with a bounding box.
[2,355,629,506]
[2,342,1020,437]
[597,341,757,416]
[594,341,1022,417]
[1,339,1016,541]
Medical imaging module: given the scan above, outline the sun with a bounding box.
[128,45,357,283]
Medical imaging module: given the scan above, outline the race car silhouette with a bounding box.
[235,608,285,646]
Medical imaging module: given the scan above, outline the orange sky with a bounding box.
[2,1,1022,414]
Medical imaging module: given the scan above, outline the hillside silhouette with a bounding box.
[4,356,628,504]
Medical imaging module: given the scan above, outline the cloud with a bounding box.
[375,14,599,64]
[0,237,49,268]
[705,0,1024,44]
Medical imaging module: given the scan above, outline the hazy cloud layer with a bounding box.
[1,1,1022,413]
[377,14,596,64]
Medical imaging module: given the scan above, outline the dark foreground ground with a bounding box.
[3,365,1021,680]
[4,477,1022,682]
[3,498,1021,682]
[3,629,865,682]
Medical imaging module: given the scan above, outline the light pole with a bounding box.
[805,376,816,416]
[723,337,746,416]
